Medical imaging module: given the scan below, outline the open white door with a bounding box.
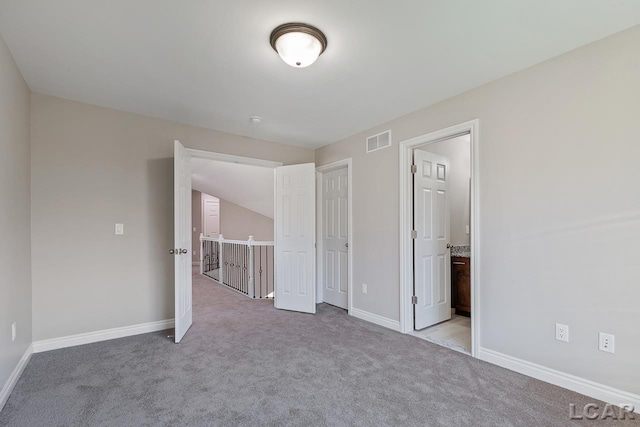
[274,163,316,314]
[174,140,193,342]
[414,149,451,329]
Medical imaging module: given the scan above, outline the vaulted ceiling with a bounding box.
[0,1,639,148]
[191,159,274,219]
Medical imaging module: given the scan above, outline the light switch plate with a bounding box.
[115,223,124,235]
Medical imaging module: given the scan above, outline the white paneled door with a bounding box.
[414,149,451,330]
[274,163,316,314]
[173,140,193,342]
[322,167,348,309]
[203,196,220,238]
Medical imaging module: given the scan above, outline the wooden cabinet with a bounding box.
[451,257,470,316]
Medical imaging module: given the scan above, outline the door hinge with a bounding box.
[411,230,417,239]
[411,164,417,174]
[411,295,418,305]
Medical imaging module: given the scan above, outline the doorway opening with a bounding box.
[191,156,276,299]
[410,134,471,354]
[398,120,480,357]
[316,159,353,314]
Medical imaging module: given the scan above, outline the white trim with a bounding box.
[478,347,640,414]
[0,344,33,412]
[32,319,175,353]
[186,148,283,168]
[350,308,401,332]
[398,119,480,358]
[316,158,354,315]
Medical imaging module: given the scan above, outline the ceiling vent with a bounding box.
[366,130,392,153]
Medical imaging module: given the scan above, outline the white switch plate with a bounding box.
[599,332,615,353]
[555,323,569,342]
[362,283,368,294]
[193,227,196,232]
[11,322,16,342]
[115,223,124,235]
[465,224,470,234]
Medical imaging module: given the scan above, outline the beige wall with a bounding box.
[30,93,314,341]
[191,190,203,263]
[417,136,470,246]
[316,26,640,394]
[220,198,274,241]
[0,34,31,393]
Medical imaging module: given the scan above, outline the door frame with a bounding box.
[316,158,353,314]
[398,119,480,357]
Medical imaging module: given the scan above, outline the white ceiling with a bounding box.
[191,159,274,219]
[0,1,639,148]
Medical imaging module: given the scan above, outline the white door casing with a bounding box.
[322,168,348,309]
[414,149,451,330]
[174,140,193,342]
[274,163,316,314]
[203,195,220,238]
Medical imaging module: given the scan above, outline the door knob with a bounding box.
[345,243,349,248]
[179,248,188,254]
[446,243,452,249]
[169,249,175,255]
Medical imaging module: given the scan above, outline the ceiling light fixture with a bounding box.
[270,23,327,68]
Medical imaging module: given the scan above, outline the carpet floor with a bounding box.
[0,270,630,426]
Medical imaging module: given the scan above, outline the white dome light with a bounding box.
[270,23,327,68]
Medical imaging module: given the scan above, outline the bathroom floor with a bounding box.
[410,314,471,354]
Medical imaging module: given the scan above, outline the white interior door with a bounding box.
[203,195,220,238]
[322,168,348,309]
[174,140,193,342]
[274,163,316,314]
[414,149,451,330]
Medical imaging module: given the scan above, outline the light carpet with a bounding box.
[0,270,624,426]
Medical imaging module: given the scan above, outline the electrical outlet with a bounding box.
[555,323,569,342]
[361,283,368,294]
[599,333,615,353]
[11,322,16,342]
[193,250,196,256]
[115,223,124,235]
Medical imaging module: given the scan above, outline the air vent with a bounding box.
[366,130,392,153]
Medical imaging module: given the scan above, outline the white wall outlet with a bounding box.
[555,323,569,342]
[115,223,124,235]
[361,283,368,294]
[193,250,196,256]
[599,332,615,353]
[11,322,16,342]
[193,227,196,232]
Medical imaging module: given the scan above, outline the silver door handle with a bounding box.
[179,248,188,255]
[345,243,349,248]
[446,243,452,249]
[169,249,175,255]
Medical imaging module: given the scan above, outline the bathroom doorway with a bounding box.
[411,134,471,353]
[398,120,479,357]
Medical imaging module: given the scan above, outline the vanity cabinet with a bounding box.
[451,256,470,316]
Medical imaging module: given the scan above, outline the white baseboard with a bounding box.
[350,308,401,332]
[0,344,33,412]
[33,319,175,353]
[478,347,640,414]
